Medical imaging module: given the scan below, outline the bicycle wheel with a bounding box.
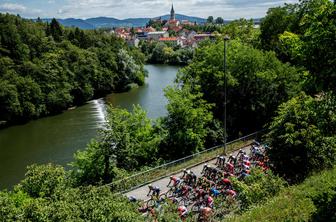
[146,199,155,208]
[165,189,174,198]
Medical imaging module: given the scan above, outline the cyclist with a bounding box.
[225,162,235,174]
[238,170,250,180]
[210,187,221,197]
[242,152,250,161]
[189,171,197,186]
[183,169,197,186]
[147,184,160,198]
[198,206,212,222]
[216,155,226,167]
[204,195,214,208]
[228,155,237,165]
[219,178,233,190]
[195,187,207,201]
[167,176,181,187]
[128,196,137,202]
[178,205,188,221]
[243,159,251,167]
[225,189,237,198]
[181,184,192,197]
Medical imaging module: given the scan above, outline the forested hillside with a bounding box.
[0,14,146,125]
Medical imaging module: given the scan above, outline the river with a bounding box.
[0,64,179,189]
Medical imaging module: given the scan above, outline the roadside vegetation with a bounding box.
[0,0,335,221]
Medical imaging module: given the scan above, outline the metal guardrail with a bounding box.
[105,130,264,193]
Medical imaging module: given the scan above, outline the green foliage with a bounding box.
[260,0,336,92]
[207,16,214,24]
[18,164,67,198]
[160,85,214,159]
[226,166,336,222]
[72,105,161,185]
[179,40,306,137]
[221,19,260,46]
[231,168,287,211]
[0,13,146,124]
[267,92,336,182]
[0,185,143,221]
[140,41,194,65]
[215,17,224,24]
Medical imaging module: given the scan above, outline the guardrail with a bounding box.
[105,130,264,193]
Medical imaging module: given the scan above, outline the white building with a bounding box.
[147,31,169,40]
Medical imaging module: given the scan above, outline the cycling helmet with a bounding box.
[178,205,186,212]
[148,184,153,189]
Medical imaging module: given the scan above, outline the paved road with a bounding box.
[125,144,252,200]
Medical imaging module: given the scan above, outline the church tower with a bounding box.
[170,4,175,20]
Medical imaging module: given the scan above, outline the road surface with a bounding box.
[125,144,252,200]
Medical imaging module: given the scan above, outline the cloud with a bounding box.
[0,3,26,13]
[0,0,300,19]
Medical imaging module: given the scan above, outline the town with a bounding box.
[111,4,219,48]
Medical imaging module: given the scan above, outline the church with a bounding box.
[165,4,180,27]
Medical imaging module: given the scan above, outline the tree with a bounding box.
[160,85,214,159]
[260,0,336,92]
[215,17,224,24]
[207,16,214,23]
[267,92,336,183]
[0,14,147,124]
[18,164,67,198]
[49,18,63,42]
[259,5,297,51]
[72,105,161,185]
[179,40,306,137]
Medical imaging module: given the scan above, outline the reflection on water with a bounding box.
[0,64,178,189]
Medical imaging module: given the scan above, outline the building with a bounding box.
[170,4,175,21]
[147,31,169,40]
[159,37,183,47]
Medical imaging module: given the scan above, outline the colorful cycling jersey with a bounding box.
[242,164,250,170]
[206,196,214,208]
[149,186,160,196]
[210,188,220,197]
[242,154,249,161]
[226,189,237,197]
[171,176,181,186]
[178,206,188,217]
[240,172,250,179]
[226,163,234,173]
[222,178,232,185]
[243,160,251,166]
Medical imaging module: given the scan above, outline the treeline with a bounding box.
[139,41,194,65]
[0,14,146,124]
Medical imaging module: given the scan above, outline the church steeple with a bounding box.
[170,4,175,20]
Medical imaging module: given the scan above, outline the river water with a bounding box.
[0,65,179,189]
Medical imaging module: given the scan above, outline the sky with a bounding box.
[0,0,299,19]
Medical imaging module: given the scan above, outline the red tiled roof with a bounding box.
[159,37,178,41]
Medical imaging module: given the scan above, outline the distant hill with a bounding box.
[37,14,206,29]
[36,15,261,30]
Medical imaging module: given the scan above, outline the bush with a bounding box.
[267,92,336,182]
[18,164,67,198]
[226,166,336,222]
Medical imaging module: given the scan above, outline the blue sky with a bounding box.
[0,0,298,19]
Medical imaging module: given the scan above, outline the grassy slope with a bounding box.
[226,166,336,222]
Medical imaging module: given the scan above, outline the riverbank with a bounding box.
[0,65,179,189]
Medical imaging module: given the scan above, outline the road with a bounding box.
[125,144,252,200]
